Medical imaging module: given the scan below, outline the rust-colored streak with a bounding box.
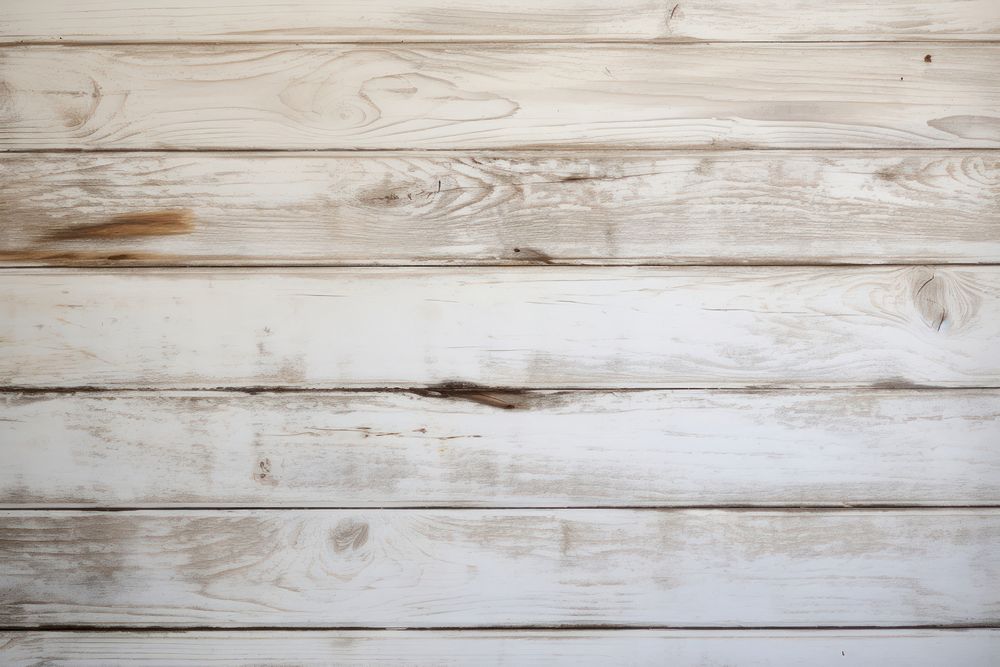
[46,210,194,241]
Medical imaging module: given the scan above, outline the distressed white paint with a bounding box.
[3,390,999,507]
[2,509,998,626]
[1,267,996,388]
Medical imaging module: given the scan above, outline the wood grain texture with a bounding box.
[2,0,998,43]
[3,151,999,266]
[1,266,998,389]
[2,509,998,626]
[3,390,999,508]
[3,630,999,666]
[2,45,999,150]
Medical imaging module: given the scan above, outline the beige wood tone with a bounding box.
[2,45,998,150]
[2,0,999,43]
[3,151,998,266]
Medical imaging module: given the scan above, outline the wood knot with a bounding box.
[331,519,370,552]
[252,457,277,486]
[909,268,980,334]
[913,271,948,331]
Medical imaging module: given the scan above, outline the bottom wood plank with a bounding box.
[1,510,997,627]
[1,630,998,666]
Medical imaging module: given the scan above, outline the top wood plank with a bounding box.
[1,0,999,43]
[2,44,999,150]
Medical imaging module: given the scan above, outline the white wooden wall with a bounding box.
[1,1,998,664]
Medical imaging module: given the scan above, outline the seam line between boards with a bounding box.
[4,506,1000,512]
[3,263,1000,270]
[4,147,1000,154]
[3,386,999,393]
[3,39,1000,46]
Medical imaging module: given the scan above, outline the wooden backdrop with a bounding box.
[1,1,999,664]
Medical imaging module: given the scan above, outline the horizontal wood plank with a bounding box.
[3,630,999,666]
[3,390,999,507]
[3,0,1000,43]
[1,267,998,389]
[2,509,998,626]
[2,45,998,150]
[3,151,999,266]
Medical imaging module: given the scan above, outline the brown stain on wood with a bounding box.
[45,210,194,241]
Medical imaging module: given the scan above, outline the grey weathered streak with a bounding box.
[1,266,998,388]
[2,509,998,627]
[3,390,999,508]
[2,44,999,150]
[2,630,999,666]
[2,151,998,266]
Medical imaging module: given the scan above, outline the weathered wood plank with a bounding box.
[3,390,999,508]
[2,0,998,43]
[2,509,997,626]
[3,630,999,666]
[2,45,998,150]
[1,267,998,389]
[3,151,998,266]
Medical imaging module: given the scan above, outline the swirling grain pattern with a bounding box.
[1,151,998,265]
[2,45,999,149]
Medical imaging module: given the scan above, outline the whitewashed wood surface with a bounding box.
[1,267,997,388]
[3,151,998,266]
[2,509,998,627]
[3,0,1000,43]
[3,45,998,150]
[3,630,999,666]
[3,390,998,508]
[2,0,999,660]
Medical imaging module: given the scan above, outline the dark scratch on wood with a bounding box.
[412,381,528,410]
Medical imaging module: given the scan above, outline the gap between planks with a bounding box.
[5,40,1000,47]
[4,385,1000,393]
[6,147,1000,154]
[5,506,1000,511]
[3,624,999,632]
